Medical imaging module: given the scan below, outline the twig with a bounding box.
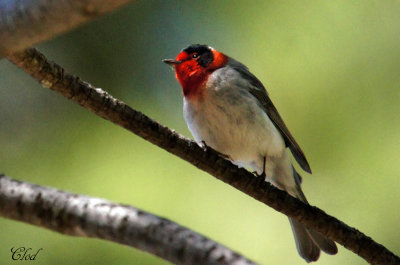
[0,175,258,265]
[6,48,400,265]
[0,0,132,58]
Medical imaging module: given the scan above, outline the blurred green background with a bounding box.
[1,0,400,264]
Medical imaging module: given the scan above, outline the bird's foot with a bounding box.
[200,140,208,150]
[200,141,231,160]
[253,171,266,179]
[252,157,267,179]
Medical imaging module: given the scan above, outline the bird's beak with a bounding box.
[163,59,182,66]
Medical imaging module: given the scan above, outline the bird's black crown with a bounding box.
[182,44,214,67]
[182,44,211,54]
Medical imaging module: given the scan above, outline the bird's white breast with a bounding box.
[183,66,286,174]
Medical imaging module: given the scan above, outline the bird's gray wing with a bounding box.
[228,58,312,173]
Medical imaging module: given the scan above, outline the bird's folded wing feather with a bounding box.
[228,59,312,173]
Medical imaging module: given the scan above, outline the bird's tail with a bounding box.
[288,169,338,262]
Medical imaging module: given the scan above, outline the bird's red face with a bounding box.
[164,45,228,99]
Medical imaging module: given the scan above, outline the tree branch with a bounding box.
[6,48,400,265]
[0,174,257,265]
[0,0,133,58]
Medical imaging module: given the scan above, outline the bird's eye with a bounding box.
[192,53,199,59]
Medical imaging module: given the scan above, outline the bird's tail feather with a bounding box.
[289,169,338,262]
[289,218,321,262]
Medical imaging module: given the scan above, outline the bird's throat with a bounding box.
[175,64,209,99]
[181,75,208,99]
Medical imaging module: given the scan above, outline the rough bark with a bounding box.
[6,48,400,265]
[0,175,257,265]
[0,0,132,58]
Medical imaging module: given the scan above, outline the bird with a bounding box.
[163,44,338,262]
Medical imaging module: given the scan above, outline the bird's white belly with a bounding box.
[183,87,286,174]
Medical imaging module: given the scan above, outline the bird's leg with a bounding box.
[253,156,267,179]
[262,156,266,176]
[200,140,231,160]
